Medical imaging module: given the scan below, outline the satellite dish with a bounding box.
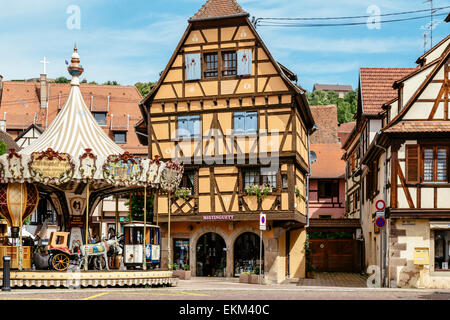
[310,151,317,164]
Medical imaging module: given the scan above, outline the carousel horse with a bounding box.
[80,238,120,271]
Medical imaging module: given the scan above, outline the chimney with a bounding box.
[40,73,47,108]
[0,75,3,106]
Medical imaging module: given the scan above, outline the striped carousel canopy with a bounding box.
[0,45,184,192]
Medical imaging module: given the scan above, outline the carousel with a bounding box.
[0,46,184,288]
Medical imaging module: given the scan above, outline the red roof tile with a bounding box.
[310,105,338,144]
[190,0,247,21]
[310,143,346,179]
[0,81,146,155]
[337,121,356,133]
[384,121,450,133]
[360,68,416,115]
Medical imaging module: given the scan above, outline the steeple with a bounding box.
[67,43,84,86]
[189,0,248,22]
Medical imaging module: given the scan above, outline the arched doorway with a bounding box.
[233,232,264,276]
[196,232,227,277]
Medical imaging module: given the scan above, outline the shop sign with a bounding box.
[202,215,234,221]
[30,149,74,183]
[175,240,189,247]
[119,217,130,223]
[69,216,85,228]
[103,152,141,185]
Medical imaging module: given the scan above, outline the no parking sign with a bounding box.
[260,213,266,231]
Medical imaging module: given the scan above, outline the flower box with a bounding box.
[173,270,191,280]
[239,273,250,283]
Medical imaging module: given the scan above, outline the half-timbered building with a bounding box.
[135,0,315,282]
[346,34,450,288]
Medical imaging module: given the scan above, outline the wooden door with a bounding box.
[310,239,361,272]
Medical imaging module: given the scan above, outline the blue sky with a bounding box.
[0,0,448,91]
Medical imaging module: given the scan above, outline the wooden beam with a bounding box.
[397,163,415,209]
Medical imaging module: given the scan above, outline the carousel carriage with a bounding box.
[123,223,160,269]
[33,231,121,272]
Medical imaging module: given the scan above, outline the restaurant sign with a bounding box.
[202,215,235,221]
[30,148,74,184]
[103,152,141,185]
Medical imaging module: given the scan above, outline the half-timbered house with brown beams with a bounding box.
[135,0,315,283]
[347,34,450,288]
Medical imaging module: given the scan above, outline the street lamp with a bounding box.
[17,100,28,132]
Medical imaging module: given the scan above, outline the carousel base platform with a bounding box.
[0,270,178,288]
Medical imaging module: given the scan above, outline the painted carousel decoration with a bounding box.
[0,45,184,276]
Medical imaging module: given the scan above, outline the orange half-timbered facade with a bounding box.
[135,0,314,282]
[351,34,450,288]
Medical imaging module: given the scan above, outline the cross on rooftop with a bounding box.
[40,56,50,74]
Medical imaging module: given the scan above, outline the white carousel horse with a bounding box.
[80,238,120,271]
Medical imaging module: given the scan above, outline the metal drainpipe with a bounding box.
[374,132,388,287]
[306,125,318,228]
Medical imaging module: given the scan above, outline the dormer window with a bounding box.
[93,112,107,126]
[204,53,218,78]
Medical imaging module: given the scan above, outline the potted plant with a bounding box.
[239,271,250,283]
[304,234,316,278]
[175,187,192,201]
[250,267,263,284]
[172,263,191,280]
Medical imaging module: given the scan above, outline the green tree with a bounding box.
[135,82,155,98]
[306,89,358,124]
[124,194,154,223]
[0,140,6,156]
[88,81,98,85]
[103,80,120,86]
[54,76,71,83]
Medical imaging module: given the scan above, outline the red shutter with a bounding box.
[406,145,419,184]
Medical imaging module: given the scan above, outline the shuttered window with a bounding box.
[234,112,257,135]
[406,145,420,183]
[177,115,201,139]
[186,53,201,80]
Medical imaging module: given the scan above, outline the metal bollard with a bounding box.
[2,256,11,291]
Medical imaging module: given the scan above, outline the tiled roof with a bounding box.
[384,121,450,133]
[309,218,360,228]
[190,0,248,21]
[310,105,338,144]
[0,130,20,152]
[310,143,346,179]
[0,81,146,155]
[313,84,353,92]
[360,67,416,115]
[337,121,356,133]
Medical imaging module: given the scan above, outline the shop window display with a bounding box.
[435,230,450,271]
[234,232,264,276]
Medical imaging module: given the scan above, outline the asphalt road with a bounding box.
[0,286,448,300]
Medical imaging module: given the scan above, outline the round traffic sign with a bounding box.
[375,200,386,211]
[375,217,386,228]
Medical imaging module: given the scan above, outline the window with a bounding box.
[243,168,277,189]
[318,180,338,198]
[204,53,218,78]
[178,115,201,139]
[434,230,450,271]
[282,174,288,189]
[181,170,196,192]
[423,146,448,182]
[222,51,237,76]
[114,132,126,144]
[406,144,449,183]
[234,112,257,135]
[93,112,107,125]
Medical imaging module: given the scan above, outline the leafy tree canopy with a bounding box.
[102,80,120,86]
[54,76,71,83]
[0,140,6,156]
[135,82,155,98]
[124,194,154,223]
[306,89,358,124]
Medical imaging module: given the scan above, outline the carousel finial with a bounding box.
[67,44,84,86]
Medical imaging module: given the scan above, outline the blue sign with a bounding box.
[376,217,386,228]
